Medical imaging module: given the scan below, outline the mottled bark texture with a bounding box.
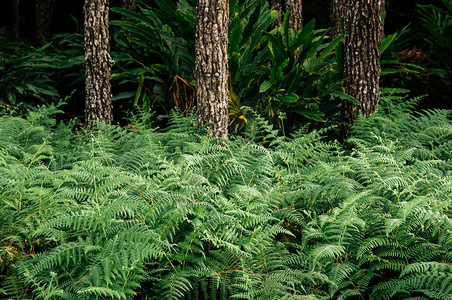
[330,0,344,39]
[195,0,229,139]
[270,0,283,28]
[35,0,56,45]
[286,0,303,30]
[84,0,114,125]
[269,0,302,30]
[341,0,384,138]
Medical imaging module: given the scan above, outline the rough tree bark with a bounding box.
[285,0,303,30]
[270,0,283,28]
[195,0,229,139]
[340,0,384,139]
[84,0,114,125]
[35,0,56,45]
[270,0,302,30]
[330,0,344,39]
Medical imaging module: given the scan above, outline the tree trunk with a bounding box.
[121,0,136,12]
[195,0,229,139]
[270,0,302,30]
[12,0,20,40]
[84,0,114,126]
[121,0,137,25]
[270,0,283,28]
[285,0,303,30]
[380,0,385,40]
[330,0,344,39]
[35,0,56,45]
[341,0,384,138]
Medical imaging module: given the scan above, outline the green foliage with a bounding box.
[380,28,424,77]
[1,95,451,299]
[227,0,277,132]
[0,105,300,299]
[110,1,196,114]
[1,3,451,297]
[0,31,62,107]
[259,16,343,128]
[418,0,452,88]
[228,2,344,133]
[112,1,345,134]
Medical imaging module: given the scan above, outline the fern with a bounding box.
[1,100,451,299]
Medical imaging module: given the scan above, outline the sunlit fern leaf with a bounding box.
[77,286,126,299]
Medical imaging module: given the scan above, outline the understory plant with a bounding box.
[418,0,452,89]
[228,0,346,133]
[0,31,62,107]
[0,95,451,299]
[112,0,346,134]
[110,0,196,115]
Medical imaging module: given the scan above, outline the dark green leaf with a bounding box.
[380,32,398,54]
[330,91,359,105]
[278,93,299,103]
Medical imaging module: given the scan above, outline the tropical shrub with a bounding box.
[112,0,347,134]
[258,15,344,131]
[227,0,277,132]
[228,1,345,133]
[0,32,62,107]
[110,0,196,115]
[418,0,452,89]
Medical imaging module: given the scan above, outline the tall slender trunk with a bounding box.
[285,0,303,30]
[121,0,137,25]
[380,0,385,40]
[195,0,229,139]
[35,0,56,45]
[341,0,384,138]
[330,0,344,39]
[121,0,136,12]
[12,0,20,40]
[270,0,283,28]
[270,0,303,30]
[84,0,114,126]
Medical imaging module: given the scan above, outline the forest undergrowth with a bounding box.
[0,95,451,299]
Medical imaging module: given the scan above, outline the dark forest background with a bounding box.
[1,0,445,36]
[0,0,450,121]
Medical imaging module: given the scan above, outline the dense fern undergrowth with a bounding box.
[0,97,451,299]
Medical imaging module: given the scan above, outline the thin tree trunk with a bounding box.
[12,0,20,40]
[121,0,136,12]
[341,0,384,138]
[84,0,114,126]
[35,0,56,45]
[270,0,302,30]
[121,0,137,26]
[380,0,385,40]
[330,0,344,39]
[270,0,283,28]
[286,0,303,30]
[195,0,229,139]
